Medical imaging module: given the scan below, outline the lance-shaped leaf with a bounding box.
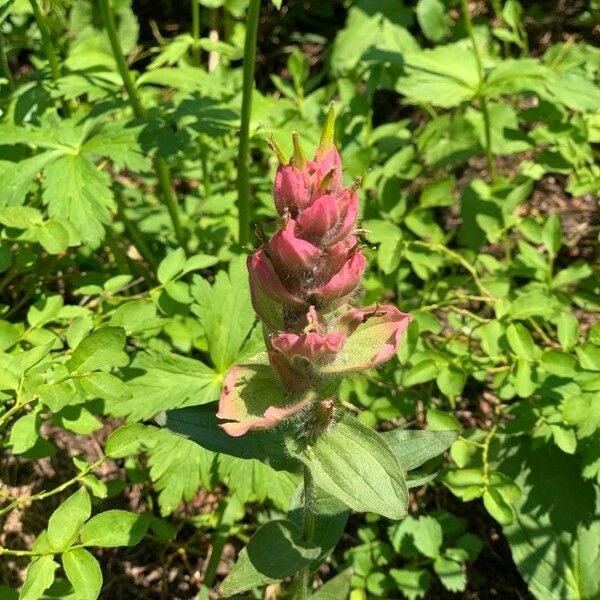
[287,413,408,520]
[217,353,311,437]
[219,520,321,597]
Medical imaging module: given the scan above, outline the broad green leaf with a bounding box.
[404,359,438,386]
[157,248,186,284]
[113,351,220,420]
[62,548,102,600]
[416,0,452,42]
[219,520,321,596]
[0,206,43,228]
[47,487,91,549]
[191,256,256,372]
[80,510,149,547]
[498,439,600,599]
[288,414,408,520]
[483,488,513,525]
[81,372,132,402]
[389,568,431,600]
[43,153,114,247]
[382,428,457,471]
[66,327,127,374]
[506,323,537,360]
[33,220,70,254]
[556,312,579,350]
[8,412,39,454]
[426,408,461,431]
[19,556,58,600]
[434,556,466,592]
[311,569,352,599]
[436,365,466,398]
[105,423,157,458]
[147,429,217,516]
[542,213,562,254]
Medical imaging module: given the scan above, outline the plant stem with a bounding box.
[28,0,70,117]
[0,31,15,92]
[99,0,186,249]
[116,194,158,270]
[460,0,495,180]
[236,0,260,247]
[293,466,316,600]
[191,0,201,65]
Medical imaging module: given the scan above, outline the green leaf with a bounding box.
[33,220,70,255]
[498,439,600,599]
[551,425,577,455]
[191,256,256,373]
[80,511,149,547]
[542,214,562,254]
[436,365,466,398]
[483,488,513,525]
[105,423,157,458]
[389,568,431,600]
[506,323,537,360]
[62,548,103,600]
[81,372,132,402]
[396,42,479,108]
[47,487,91,550]
[147,429,216,516]
[288,413,408,520]
[382,429,457,471]
[19,556,58,600]
[311,569,353,599]
[113,351,220,420]
[157,248,186,284]
[426,408,461,431]
[8,412,39,454]
[219,520,321,596]
[404,359,438,386]
[416,0,452,41]
[66,327,127,374]
[540,350,577,377]
[43,153,114,247]
[556,312,579,351]
[411,515,443,559]
[434,556,466,592]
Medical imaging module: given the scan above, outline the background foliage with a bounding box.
[0,0,598,598]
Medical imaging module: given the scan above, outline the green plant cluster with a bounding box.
[0,0,598,599]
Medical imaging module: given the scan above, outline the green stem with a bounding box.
[200,137,211,197]
[0,31,15,92]
[99,0,186,249]
[292,466,316,600]
[460,0,495,180]
[236,0,260,247]
[28,0,70,117]
[191,0,201,65]
[116,194,158,270]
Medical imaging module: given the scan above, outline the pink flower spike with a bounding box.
[319,236,358,280]
[274,165,310,216]
[271,331,345,361]
[296,194,340,241]
[311,251,367,306]
[329,190,359,244]
[313,146,342,193]
[268,219,321,276]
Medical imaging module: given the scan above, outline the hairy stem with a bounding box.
[99,0,186,249]
[460,0,495,180]
[236,0,260,247]
[292,466,316,600]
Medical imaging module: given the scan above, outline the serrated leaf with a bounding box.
[43,153,114,247]
[114,351,220,420]
[47,487,91,550]
[80,510,149,547]
[288,413,408,520]
[62,548,102,600]
[219,520,321,596]
[434,556,466,592]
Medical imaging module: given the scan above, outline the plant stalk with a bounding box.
[236,0,260,247]
[0,31,15,92]
[28,0,70,117]
[99,0,186,249]
[292,466,316,600]
[460,0,495,180]
[191,0,201,65]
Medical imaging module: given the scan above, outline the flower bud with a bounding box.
[311,251,366,306]
[268,219,321,279]
[274,165,310,216]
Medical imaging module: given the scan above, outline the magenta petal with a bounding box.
[311,251,366,306]
[313,146,342,192]
[297,194,340,240]
[217,354,309,436]
[271,331,345,361]
[247,250,303,331]
[329,190,359,244]
[274,165,310,215]
[269,219,321,275]
[319,236,358,280]
[316,305,412,374]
